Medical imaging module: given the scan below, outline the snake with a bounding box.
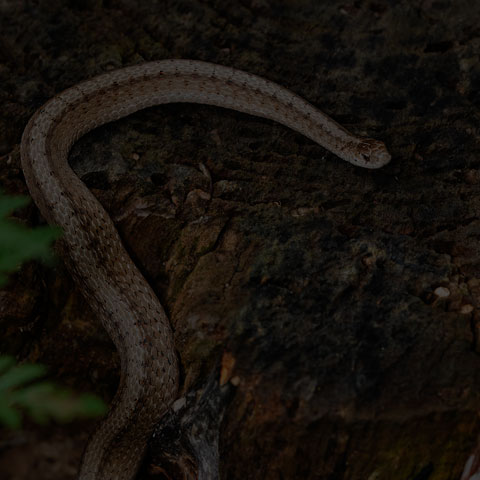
[20,59,391,479]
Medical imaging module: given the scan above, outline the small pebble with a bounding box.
[172,397,186,412]
[460,304,474,314]
[434,286,450,298]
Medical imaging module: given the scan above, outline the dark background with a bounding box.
[1,0,480,479]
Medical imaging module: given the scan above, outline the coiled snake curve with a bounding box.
[20,59,391,480]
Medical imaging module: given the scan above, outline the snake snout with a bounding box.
[357,139,391,169]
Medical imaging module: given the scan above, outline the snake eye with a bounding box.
[361,153,370,161]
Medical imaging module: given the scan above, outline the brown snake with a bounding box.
[20,59,391,479]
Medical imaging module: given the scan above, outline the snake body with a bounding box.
[20,59,390,479]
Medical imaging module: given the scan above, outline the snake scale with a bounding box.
[20,59,391,479]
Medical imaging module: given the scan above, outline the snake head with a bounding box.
[354,138,391,169]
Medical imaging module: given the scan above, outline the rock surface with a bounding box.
[1,0,480,479]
